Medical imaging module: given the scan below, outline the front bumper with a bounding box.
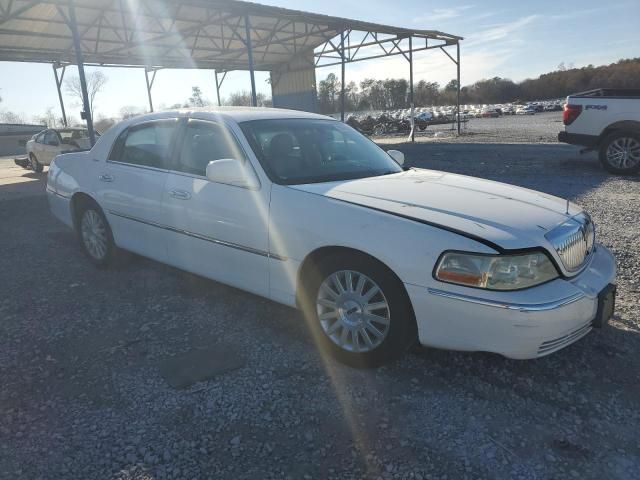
[407,244,616,359]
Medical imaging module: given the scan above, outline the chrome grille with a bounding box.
[545,212,595,273]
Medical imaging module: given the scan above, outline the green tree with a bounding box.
[317,73,340,113]
[414,80,440,106]
[225,91,271,107]
[188,86,209,107]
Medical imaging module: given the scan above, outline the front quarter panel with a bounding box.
[268,184,497,306]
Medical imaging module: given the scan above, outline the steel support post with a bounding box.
[456,42,461,135]
[340,31,346,122]
[244,15,258,107]
[144,68,154,112]
[409,37,415,143]
[52,64,68,127]
[67,0,96,145]
[214,70,222,106]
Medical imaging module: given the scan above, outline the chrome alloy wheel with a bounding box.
[606,137,640,169]
[316,270,391,352]
[80,210,108,260]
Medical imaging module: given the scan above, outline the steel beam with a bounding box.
[214,70,228,106]
[340,30,345,122]
[67,0,96,145]
[144,68,155,112]
[456,42,461,135]
[409,36,414,143]
[244,14,257,107]
[52,64,68,127]
[314,43,443,69]
[214,70,222,106]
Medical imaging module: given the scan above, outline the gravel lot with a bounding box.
[1,114,639,480]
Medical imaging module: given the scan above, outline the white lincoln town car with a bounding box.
[47,108,616,367]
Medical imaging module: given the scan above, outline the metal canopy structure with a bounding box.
[0,0,463,144]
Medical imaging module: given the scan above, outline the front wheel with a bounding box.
[599,132,640,175]
[373,124,386,136]
[29,153,43,173]
[302,254,417,368]
[77,203,116,268]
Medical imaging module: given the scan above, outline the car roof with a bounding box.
[129,107,334,124]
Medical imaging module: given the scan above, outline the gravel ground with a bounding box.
[1,127,639,480]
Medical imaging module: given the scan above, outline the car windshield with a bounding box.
[59,129,91,141]
[240,118,403,185]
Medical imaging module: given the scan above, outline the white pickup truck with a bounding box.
[558,88,640,174]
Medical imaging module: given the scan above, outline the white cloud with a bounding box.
[464,14,540,48]
[414,5,475,23]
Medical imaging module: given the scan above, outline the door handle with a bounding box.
[169,189,191,200]
[98,174,114,182]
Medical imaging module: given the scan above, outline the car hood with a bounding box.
[289,168,582,250]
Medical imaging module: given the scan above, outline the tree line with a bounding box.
[3,58,638,128]
[316,57,640,113]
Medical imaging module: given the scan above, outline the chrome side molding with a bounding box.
[427,288,584,312]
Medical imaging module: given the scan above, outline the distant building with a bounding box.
[0,123,45,157]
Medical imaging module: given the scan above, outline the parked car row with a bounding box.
[340,99,566,136]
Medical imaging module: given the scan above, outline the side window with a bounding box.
[44,131,59,146]
[174,120,245,176]
[110,120,177,169]
[35,132,45,143]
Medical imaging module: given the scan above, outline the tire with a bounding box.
[29,153,43,173]
[373,124,386,136]
[300,253,417,368]
[598,131,640,175]
[76,201,116,268]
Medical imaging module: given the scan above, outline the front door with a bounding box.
[41,130,60,165]
[162,118,270,297]
[96,118,179,263]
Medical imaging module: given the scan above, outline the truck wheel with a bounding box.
[29,153,43,173]
[599,131,640,175]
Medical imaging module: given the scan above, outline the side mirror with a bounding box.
[387,149,405,166]
[205,159,260,189]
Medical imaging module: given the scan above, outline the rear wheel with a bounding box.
[76,202,115,268]
[301,253,417,368]
[29,153,43,173]
[599,131,640,174]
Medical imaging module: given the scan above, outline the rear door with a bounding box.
[96,118,179,263]
[162,118,270,297]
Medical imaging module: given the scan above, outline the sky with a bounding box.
[0,0,638,122]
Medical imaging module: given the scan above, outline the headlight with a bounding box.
[434,251,559,290]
